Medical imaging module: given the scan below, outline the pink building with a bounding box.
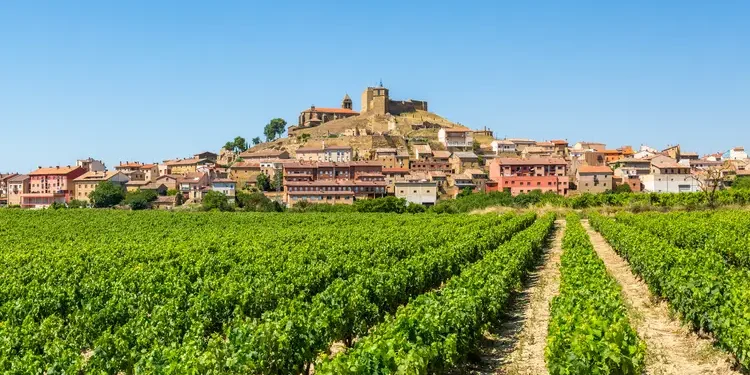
[488,158,569,196]
[23,166,87,208]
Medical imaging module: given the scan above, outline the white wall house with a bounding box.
[640,159,700,193]
[211,179,237,202]
[438,128,473,148]
[490,140,516,153]
[395,180,437,206]
[729,147,748,160]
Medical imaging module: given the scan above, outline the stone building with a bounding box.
[360,83,428,116]
[297,94,359,127]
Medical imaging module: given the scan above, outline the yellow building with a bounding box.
[73,171,129,203]
[165,157,212,175]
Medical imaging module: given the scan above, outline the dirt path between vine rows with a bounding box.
[581,220,740,375]
[452,220,564,375]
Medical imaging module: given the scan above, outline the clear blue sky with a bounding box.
[1,1,748,173]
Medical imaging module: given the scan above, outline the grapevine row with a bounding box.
[315,213,556,374]
[545,214,645,375]
[589,212,750,370]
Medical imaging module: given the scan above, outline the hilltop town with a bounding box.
[1,84,749,209]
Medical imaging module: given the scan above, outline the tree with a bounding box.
[613,183,632,194]
[264,118,287,141]
[692,165,731,208]
[256,173,271,191]
[223,136,249,153]
[234,136,248,152]
[457,187,473,198]
[733,176,750,190]
[124,189,158,210]
[271,170,283,191]
[252,137,262,146]
[235,190,284,212]
[202,191,233,212]
[68,199,88,209]
[166,189,179,196]
[89,181,126,208]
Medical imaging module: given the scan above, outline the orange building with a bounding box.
[488,158,569,196]
[23,166,87,208]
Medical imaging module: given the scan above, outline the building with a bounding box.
[76,158,106,172]
[22,166,87,208]
[522,146,553,159]
[229,161,262,190]
[450,173,476,194]
[490,140,516,154]
[609,158,652,178]
[153,195,177,210]
[438,128,474,148]
[662,145,681,160]
[73,171,129,202]
[394,179,438,206]
[6,174,29,206]
[178,172,210,202]
[640,158,699,193]
[297,94,360,127]
[613,176,642,192]
[573,141,606,151]
[360,84,428,116]
[412,144,433,160]
[576,166,614,194]
[115,162,159,182]
[729,146,748,160]
[382,167,410,194]
[488,158,569,196]
[450,152,480,174]
[155,175,180,190]
[194,151,218,163]
[0,173,18,204]
[295,145,352,163]
[211,178,237,202]
[165,158,213,175]
[283,161,387,206]
[550,140,569,157]
[507,138,537,152]
[239,149,291,161]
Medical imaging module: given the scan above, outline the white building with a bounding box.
[729,147,748,160]
[395,180,437,206]
[438,128,473,148]
[211,178,237,203]
[490,140,516,154]
[640,158,700,193]
[76,158,106,172]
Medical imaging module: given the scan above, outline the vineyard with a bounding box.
[1,209,749,374]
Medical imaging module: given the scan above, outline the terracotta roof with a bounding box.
[602,149,621,155]
[288,190,355,196]
[74,171,122,182]
[125,180,150,186]
[680,152,699,157]
[453,152,479,159]
[156,174,179,181]
[429,171,447,177]
[166,157,206,166]
[535,141,554,147]
[212,178,236,183]
[326,145,352,150]
[652,159,687,169]
[231,161,261,169]
[413,145,433,154]
[550,140,568,145]
[0,173,18,182]
[443,127,471,133]
[493,140,515,145]
[507,138,536,143]
[382,167,409,173]
[432,150,452,158]
[177,172,207,183]
[285,180,386,187]
[29,166,83,176]
[155,195,176,204]
[465,168,487,176]
[495,157,567,166]
[300,107,359,115]
[140,182,167,190]
[117,162,145,168]
[578,165,613,174]
[7,174,29,182]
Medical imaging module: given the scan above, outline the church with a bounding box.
[297,94,359,127]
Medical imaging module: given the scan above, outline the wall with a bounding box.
[576,173,613,194]
[640,174,700,193]
[395,181,437,205]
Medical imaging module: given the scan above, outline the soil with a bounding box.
[453,220,565,375]
[581,220,740,375]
